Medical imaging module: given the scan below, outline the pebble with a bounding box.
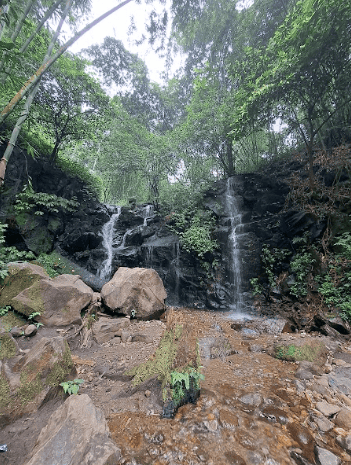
[315,401,341,417]
[314,416,334,433]
[145,390,151,397]
[24,324,37,337]
[314,445,341,465]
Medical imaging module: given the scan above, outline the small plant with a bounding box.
[130,309,136,319]
[14,182,79,217]
[250,277,264,295]
[28,312,41,320]
[170,366,205,406]
[59,378,84,395]
[0,222,35,281]
[0,306,11,317]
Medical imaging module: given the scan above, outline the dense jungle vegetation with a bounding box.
[1,0,351,319]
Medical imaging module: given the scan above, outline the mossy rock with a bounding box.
[0,332,18,360]
[274,340,327,363]
[0,311,26,332]
[0,264,48,309]
[0,337,76,423]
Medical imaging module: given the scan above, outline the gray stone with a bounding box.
[92,317,130,344]
[295,369,314,380]
[334,407,351,429]
[132,334,153,343]
[314,446,341,465]
[239,393,262,407]
[315,401,341,417]
[328,366,351,395]
[293,379,306,394]
[249,344,264,353]
[10,327,23,337]
[24,324,37,337]
[314,416,334,433]
[23,394,121,465]
[336,434,351,454]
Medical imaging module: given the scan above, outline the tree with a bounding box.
[231,0,351,187]
[0,0,134,185]
[33,53,109,161]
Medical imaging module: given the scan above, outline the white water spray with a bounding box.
[99,207,121,280]
[225,178,248,317]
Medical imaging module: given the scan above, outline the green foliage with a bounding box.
[275,343,324,362]
[167,209,218,258]
[125,325,183,401]
[259,245,291,288]
[59,378,84,395]
[0,306,11,317]
[250,277,264,296]
[317,232,351,321]
[34,251,77,278]
[0,223,35,281]
[170,366,204,405]
[14,183,78,216]
[289,250,315,298]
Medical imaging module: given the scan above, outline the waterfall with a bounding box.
[99,207,121,281]
[225,178,245,314]
[142,204,154,226]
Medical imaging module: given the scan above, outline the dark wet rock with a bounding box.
[314,445,341,465]
[10,327,23,338]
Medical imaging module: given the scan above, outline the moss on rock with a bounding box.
[0,268,43,310]
[0,333,17,360]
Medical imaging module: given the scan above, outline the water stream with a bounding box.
[225,178,249,318]
[98,207,121,281]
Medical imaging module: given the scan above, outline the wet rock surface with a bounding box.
[1,308,351,465]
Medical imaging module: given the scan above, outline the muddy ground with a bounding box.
[1,308,351,465]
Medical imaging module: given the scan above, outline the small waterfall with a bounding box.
[225,178,245,315]
[99,207,121,280]
[142,204,154,226]
[145,245,154,268]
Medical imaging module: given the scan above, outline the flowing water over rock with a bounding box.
[99,207,121,281]
[225,179,252,319]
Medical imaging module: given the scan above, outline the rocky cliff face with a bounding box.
[0,147,327,310]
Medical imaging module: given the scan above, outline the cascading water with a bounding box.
[98,207,121,281]
[143,204,154,226]
[225,178,248,317]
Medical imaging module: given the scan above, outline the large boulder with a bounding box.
[10,271,93,326]
[23,394,121,465]
[0,262,49,309]
[0,336,76,426]
[101,267,167,319]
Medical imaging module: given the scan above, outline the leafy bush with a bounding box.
[167,210,218,258]
[170,366,204,406]
[0,223,36,281]
[15,182,78,216]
